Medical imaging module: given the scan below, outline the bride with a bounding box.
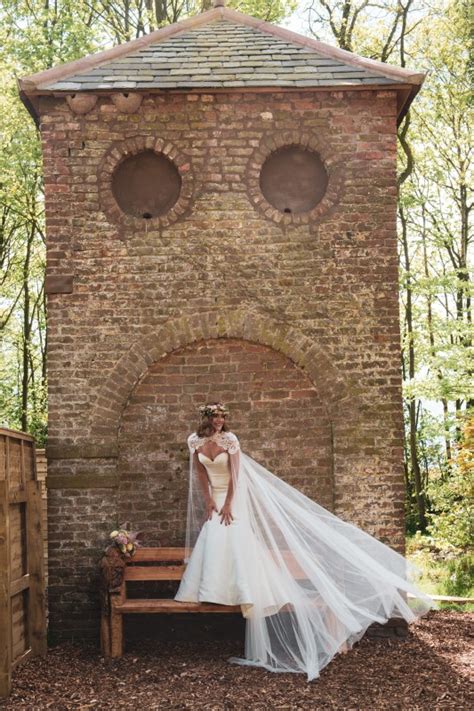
[174,402,435,681]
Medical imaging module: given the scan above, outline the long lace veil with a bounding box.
[183,432,436,681]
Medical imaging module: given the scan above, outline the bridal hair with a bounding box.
[196,401,230,437]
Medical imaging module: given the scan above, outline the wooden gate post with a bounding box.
[0,479,12,697]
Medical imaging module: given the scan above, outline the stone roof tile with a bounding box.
[33,20,411,92]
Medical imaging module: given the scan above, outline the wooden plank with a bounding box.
[110,585,125,658]
[406,592,474,604]
[0,479,12,698]
[10,647,32,670]
[20,440,26,489]
[26,480,46,656]
[129,548,307,578]
[100,612,111,658]
[8,491,27,504]
[11,591,28,662]
[0,436,5,483]
[124,565,185,581]
[0,429,34,443]
[30,439,38,484]
[117,599,242,614]
[23,443,35,484]
[8,440,22,491]
[132,547,187,562]
[34,449,48,590]
[9,506,21,580]
[10,575,30,597]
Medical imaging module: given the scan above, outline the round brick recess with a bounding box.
[245,130,345,226]
[98,135,195,231]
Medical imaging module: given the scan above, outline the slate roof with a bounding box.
[35,21,408,92]
[19,6,425,124]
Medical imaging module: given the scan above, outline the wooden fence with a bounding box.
[0,428,47,698]
[35,449,48,590]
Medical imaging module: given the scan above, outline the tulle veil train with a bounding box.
[183,440,436,681]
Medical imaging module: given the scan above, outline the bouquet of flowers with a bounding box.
[108,522,144,558]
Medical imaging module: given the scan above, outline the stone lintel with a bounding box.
[46,473,118,489]
[45,443,118,459]
[45,275,74,294]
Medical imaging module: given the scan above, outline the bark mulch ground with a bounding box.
[2,611,472,710]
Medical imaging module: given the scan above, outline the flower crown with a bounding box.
[199,402,229,418]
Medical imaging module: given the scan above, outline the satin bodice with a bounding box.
[197,451,230,497]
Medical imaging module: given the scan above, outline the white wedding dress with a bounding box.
[174,431,436,681]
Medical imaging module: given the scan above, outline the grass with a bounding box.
[406,532,474,612]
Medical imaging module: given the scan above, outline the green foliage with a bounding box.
[426,471,473,550]
[425,415,474,551]
[0,1,100,73]
[407,533,473,610]
[225,0,296,23]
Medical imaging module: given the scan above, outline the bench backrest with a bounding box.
[123,547,187,582]
[123,547,307,582]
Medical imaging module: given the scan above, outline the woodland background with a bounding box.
[0,0,472,600]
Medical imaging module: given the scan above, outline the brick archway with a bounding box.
[116,338,336,545]
[90,308,364,449]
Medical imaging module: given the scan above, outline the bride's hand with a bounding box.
[206,498,218,520]
[219,502,233,526]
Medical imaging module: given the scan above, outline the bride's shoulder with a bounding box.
[187,432,200,451]
[221,431,240,453]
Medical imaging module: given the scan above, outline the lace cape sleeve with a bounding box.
[221,432,240,454]
[187,433,199,453]
[186,431,240,454]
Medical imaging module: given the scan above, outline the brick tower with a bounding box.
[19,3,425,640]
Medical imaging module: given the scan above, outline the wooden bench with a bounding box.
[100,547,242,658]
[99,546,412,658]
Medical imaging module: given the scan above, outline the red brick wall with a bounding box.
[40,88,405,641]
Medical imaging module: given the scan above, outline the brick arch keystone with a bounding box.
[90,309,364,445]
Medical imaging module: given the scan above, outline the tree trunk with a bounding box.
[400,206,427,530]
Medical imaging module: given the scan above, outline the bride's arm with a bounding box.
[219,448,240,526]
[194,452,217,519]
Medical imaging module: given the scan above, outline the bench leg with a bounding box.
[110,609,124,658]
[100,612,111,657]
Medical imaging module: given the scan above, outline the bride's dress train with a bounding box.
[175,432,436,681]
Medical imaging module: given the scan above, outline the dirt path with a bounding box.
[2,611,472,710]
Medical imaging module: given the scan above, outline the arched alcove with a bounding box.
[116,338,334,546]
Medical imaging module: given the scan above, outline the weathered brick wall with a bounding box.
[40,88,405,641]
